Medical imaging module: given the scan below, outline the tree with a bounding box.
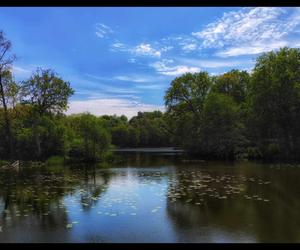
[164,72,212,154]
[21,68,74,159]
[200,92,245,159]
[66,113,111,161]
[111,124,129,147]
[128,111,171,147]
[213,70,250,104]
[0,31,16,159]
[165,72,211,117]
[248,47,300,160]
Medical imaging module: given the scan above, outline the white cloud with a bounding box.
[177,58,244,68]
[12,66,32,78]
[193,8,285,47]
[85,73,162,84]
[68,75,141,97]
[160,46,174,52]
[114,75,160,83]
[110,41,172,58]
[192,7,300,57]
[95,23,114,38]
[110,42,127,51]
[182,43,197,52]
[67,98,165,119]
[216,41,288,57]
[11,65,39,80]
[216,40,289,57]
[151,59,200,76]
[135,84,162,90]
[133,43,161,58]
[128,58,136,63]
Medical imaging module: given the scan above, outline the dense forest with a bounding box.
[1,30,300,162]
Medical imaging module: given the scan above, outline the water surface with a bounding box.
[0,151,300,243]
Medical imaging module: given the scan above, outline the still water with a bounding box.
[0,149,300,243]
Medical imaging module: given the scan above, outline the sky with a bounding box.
[1,7,300,118]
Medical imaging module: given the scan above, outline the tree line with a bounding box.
[164,47,300,161]
[1,30,300,162]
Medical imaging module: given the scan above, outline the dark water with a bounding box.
[0,151,300,243]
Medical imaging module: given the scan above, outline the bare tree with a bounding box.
[0,31,16,159]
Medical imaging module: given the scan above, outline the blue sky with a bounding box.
[1,7,300,118]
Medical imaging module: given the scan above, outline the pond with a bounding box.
[0,149,300,243]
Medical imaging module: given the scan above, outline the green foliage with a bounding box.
[21,68,74,115]
[165,72,211,117]
[213,69,250,104]
[111,124,129,147]
[248,47,300,160]
[163,47,300,161]
[65,113,111,162]
[200,93,245,159]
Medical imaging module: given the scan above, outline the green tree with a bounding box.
[164,72,212,154]
[200,92,245,159]
[111,124,129,147]
[21,68,74,159]
[66,113,111,162]
[0,31,16,159]
[248,47,300,160]
[213,69,250,104]
[165,72,211,117]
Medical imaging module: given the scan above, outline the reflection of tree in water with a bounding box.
[0,163,114,240]
[165,163,300,242]
[77,164,115,210]
[0,166,77,230]
[114,152,181,168]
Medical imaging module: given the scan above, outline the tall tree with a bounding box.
[249,47,300,160]
[201,92,245,159]
[21,68,74,159]
[0,31,16,159]
[164,72,212,153]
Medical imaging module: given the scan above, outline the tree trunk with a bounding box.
[0,73,14,159]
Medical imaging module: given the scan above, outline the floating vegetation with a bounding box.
[0,160,278,238]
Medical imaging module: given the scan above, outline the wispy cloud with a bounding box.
[128,58,137,63]
[192,8,285,48]
[67,98,165,119]
[110,41,173,58]
[135,84,163,90]
[110,42,127,51]
[113,74,164,83]
[133,43,162,58]
[95,23,114,38]
[176,58,246,68]
[181,43,198,52]
[192,7,300,57]
[12,65,32,79]
[216,40,290,57]
[67,75,140,97]
[151,59,200,76]
[86,73,163,84]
